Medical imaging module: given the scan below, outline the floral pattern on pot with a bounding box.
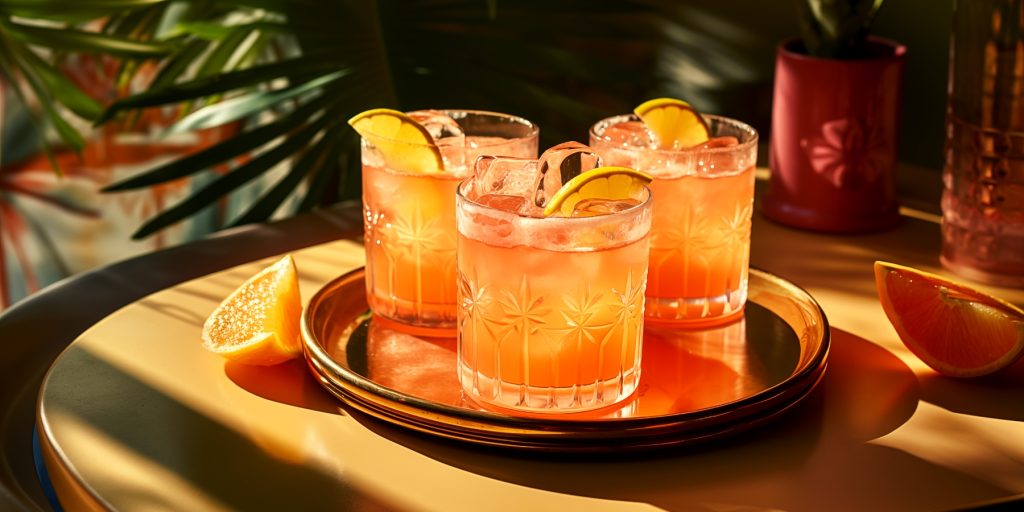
[802,117,891,190]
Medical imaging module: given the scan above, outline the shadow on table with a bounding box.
[349,328,1017,511]
[226,359,342,415]
[42,348,386,510]
[917,356,1024,423]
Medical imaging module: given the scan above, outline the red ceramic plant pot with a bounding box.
[763,37,907,233]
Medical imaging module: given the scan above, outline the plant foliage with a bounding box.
[797,0,886,59]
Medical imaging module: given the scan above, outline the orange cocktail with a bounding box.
[359,110,537,332]
[455,164,652,412]
[591,114,758,327]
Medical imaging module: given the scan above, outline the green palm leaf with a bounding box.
[149,38,211,89]
[17,46,103,120]
[296,134,352,212]
[171,20,288,40]
[0,34,85,152]
[0,45,61,173]
[130,103,338,239]
[229,130,340,226]
[2,20,175,57]
[192,25,255,79]
[96,57,335,123]
[167,69,348,134]
[102,91,333,191]
[0,0,167,21]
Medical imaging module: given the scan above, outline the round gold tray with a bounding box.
[302,268,829,452]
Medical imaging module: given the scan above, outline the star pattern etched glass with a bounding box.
[361,110,537,332]
[590,114,758,328]
[455,181,652,412]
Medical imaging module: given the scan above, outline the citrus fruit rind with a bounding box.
[874,261,1024,378]
[201,255,303,366]
[543,166,652,217]
[634,97,710,150]
[348,108,444,173]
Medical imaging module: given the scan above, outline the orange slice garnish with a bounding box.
[201,255,302,366]
[543,166,652,217]
[348,108,444,173]
[634,97,710,149]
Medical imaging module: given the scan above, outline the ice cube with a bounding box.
[601,120,655,149]
[470,156,540,197]
[536,142,603,207]
[468,155,545,217]
[475,194,529,214]
[408,109,464,140]
[409,110,466,170]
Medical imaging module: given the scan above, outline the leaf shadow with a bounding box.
[44,348,376,510]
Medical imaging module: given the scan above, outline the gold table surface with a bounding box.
[3,191,1024,511]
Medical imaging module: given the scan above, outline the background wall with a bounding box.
[874,0,953,170]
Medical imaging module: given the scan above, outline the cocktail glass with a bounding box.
[361,110,538,333]
[590,114,758,328]
[455,155,652,412]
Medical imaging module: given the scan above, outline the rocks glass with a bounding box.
[590,114,758,328]
[455,161,652,412]
[360,110,538,333]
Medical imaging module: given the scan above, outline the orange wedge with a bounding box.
[634,98,709,149]
[543,166,652,217]
[201,255,302,366]
[874,261,1024,377]
[347,108,444,173]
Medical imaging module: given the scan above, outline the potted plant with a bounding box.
[762,0,906,232]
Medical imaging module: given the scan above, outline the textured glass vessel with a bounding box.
[591,114,758,327]
[455,182,652,413]
[361,110,538,332]
[943,0,1024,287]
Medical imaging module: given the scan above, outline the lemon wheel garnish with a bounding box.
[543,166,652,217]
[347,108,444,173]
[634,98,710,149]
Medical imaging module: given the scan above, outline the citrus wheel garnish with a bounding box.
[543,166,652,217]
[874,261,1024,378]
[347,108,444,173]
[201,255,303,366]
[634,97,710,149]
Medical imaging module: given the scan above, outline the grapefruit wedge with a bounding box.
[874,261,1024,377]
